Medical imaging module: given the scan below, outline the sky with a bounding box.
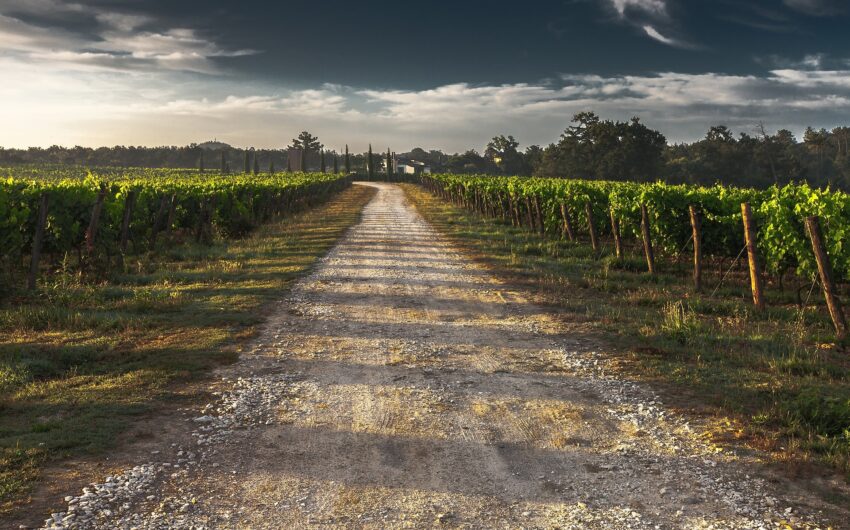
[1,0,849,153]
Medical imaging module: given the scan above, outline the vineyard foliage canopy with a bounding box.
[427,174,850,282]
[0,167,352,267]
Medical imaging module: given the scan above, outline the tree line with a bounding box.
[456,113,850,190]
[3,115,850,189]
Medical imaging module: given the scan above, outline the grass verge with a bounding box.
[0,184,376,513]
[402,183,850,485]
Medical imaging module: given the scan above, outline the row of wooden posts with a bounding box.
[425,178,847,339]
[26,186,219,291]
[24,178,349,292]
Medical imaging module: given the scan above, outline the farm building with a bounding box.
[384,157,431,175]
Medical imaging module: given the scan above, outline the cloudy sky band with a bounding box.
[0,0,848,151]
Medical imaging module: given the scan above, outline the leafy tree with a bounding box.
[289,131,323,172]
[805,127,831,183]
[706,125,735,143]
[832,126,850,160]
[524,145,544,175]
[320,150,326,173]
[446,150,496,174]
[344,145,351,173]
[253,155,259,175]
[485,135,523,174]
[832,127,850,188]
[773,129,805,182]
[269,160,275,174]
[539,112,665,180]
[289,131,323,152]
[615,117,667,180]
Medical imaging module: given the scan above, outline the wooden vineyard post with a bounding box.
[194,196,217,243]
[525,197,536,232]
[804,216,847,339]
[560,203,575,241]
[508,194,518,227]
[165,195,177,236]
[27,193,49,291]
[689,205,702,292]
[533,196,545,236]
[513,201,521,227]
[195,199,209,242]
[585,202,599,252]
[609,208,623,259]
[85,183,108,254]
[640,203,656,274]
[741,202,765,311]
[500,192,510,223]
[150,194,171,247]
[116,189,137,268]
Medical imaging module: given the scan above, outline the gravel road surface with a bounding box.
[38,183,835,529]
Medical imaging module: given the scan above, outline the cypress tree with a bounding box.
[220,150,227,173]
[344,145,351,173]
[333,155,339,174]
[300,148,306,173]
[386,148,392,180]
[286,157,291,172]
[269,160,275,174]
[243,150,250,173]
[253,155,260,175]
[320,150,326,173]
[367,144,374,179]
[199,152,205,173]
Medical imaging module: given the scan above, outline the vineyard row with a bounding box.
[422,174,850,338]
[0,171,353,289]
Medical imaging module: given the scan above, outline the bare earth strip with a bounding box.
[39,183,838,529]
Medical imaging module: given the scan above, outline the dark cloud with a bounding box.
[1,0,848,85]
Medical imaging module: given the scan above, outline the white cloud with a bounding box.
[91,28,257,73]
[0,13,85,51]
[602,0,694,48]
[769,68,850,89]
[642,25,678,46]
[610,0,666,17]
[2,37,850,151]
[95,12,152,32]
[152,88,358,118]
[0,5,257,74]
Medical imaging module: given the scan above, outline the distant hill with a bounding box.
[197,140,232,151]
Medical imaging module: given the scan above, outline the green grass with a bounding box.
[0,184,376,513]
[402,183,850,481]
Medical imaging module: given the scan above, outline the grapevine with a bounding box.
[423,174,850,281]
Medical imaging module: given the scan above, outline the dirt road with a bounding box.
[40,183,834,529]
